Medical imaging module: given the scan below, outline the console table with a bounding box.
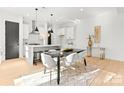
[87,47,105,59]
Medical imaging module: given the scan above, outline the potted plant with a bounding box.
[88,35,93,47]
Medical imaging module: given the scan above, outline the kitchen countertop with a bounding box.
[25,44,61,48]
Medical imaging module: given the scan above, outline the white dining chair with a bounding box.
[48,49,58,62]
[65,52,79,66]
[77,51,87,71]
[63,52,81,81]
[77,50,87,62]
[65,52,87,71]
[41,53,57,84]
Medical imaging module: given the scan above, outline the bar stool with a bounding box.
[33,51,42,65]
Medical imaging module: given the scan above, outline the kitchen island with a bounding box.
[24,44,61,65]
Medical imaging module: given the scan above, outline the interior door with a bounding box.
[5,21,19,59]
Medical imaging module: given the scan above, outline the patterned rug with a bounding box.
[39,62,100,86]
[14,62,118,86]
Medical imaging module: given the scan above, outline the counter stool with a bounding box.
[33,51,42,65]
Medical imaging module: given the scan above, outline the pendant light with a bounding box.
[34,8,39,32]
[48,13,53,33]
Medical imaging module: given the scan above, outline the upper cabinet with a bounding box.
[58,26,75,38]
[58,28,65,36]
[66,27,74,39]
[57,26,76,48]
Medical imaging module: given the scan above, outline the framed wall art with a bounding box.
[94,25,101,43]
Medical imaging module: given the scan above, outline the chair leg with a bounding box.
[80,58,87,72]
[84,66,87,72]
[44,67,46,74]
[84,59,87,72]
[84,58,87,66]
[50,70,52,85]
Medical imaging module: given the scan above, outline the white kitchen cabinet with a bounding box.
[57,26,75,48]
[66,27,74,39]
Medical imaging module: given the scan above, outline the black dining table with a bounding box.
[45,49,87,85]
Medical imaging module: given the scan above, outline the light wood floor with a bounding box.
[0,57,124,86]
[0,58,43,85]
[86,57,124,86]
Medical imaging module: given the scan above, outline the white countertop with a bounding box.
[25,44,61,48]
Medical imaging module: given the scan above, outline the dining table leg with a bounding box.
[57,56,60,85]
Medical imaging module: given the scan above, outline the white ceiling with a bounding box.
[0,7,123,25]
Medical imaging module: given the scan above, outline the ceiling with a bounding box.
[0,7,124,25]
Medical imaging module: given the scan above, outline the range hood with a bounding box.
[28,20,41,45]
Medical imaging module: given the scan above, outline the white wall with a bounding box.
[75,19,91,49]
[0,12,23,61]
[75,10,124,61]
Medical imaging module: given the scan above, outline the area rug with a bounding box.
[39,63,101,86]
[14,62,118,86]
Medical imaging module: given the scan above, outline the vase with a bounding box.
[88,35,93,47]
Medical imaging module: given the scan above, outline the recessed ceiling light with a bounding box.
[80,8,84,12]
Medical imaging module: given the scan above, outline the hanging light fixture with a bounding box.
[34,8,39,32]
[48,13,53,33]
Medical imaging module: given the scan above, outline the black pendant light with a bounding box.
[48,13,53,33]
[35,26,39,31]
[35,8,39,32]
